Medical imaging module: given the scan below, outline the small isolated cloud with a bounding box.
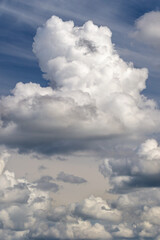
[132,11,160,48]
[34,175,60,192]
[57,171,87,184]
[38,165,47,171]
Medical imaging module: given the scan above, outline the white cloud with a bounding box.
[0,152,115,239]
[0,16,160,154]
[72,195,121,222]
[2,150,160,239]
[138,138,160,159]
[132,139,160,176]
[99,139,160,191]
[142,206,160,225]
[0,152,52,239]
[112,223,134,238]
[132,11,160,48]
[99,159,112,178]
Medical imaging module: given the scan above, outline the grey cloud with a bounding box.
[38,165,47,171]
[57,171,87,184]
[122,174,160,188]
[78,38,97,53]
[99,139,160,192]
[56,156,67,161]
[34,175,60,192]
[2,152,160,239]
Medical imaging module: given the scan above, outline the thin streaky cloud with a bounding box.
[0,43,36,60]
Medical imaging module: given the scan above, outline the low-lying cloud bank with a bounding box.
[0,16,160,154]
[1,151,160,239]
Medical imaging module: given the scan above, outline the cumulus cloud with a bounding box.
[72,195,121,223]
[0,16,159,154]
[2,150,160,239]
[112,223,134,238]
[57,171,87,184]
[114,189,160,239]
[0,151,129,239]
[0,152,113,240]
[0,152,52,239]
[99,138,160,191]
[132,11,160,48]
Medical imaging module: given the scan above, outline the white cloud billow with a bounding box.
[132,11,160,48]
[73,195,121,222]
[99,139,160,191]
[33,16,158,132]
[132,139,160,176]
[0,16,159,154]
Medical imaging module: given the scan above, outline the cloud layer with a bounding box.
[1,150,160,239]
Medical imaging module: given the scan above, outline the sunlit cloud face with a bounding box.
[0,16,160,155]
[132,11,160,49]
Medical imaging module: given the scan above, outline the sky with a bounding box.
[0,0,160,239]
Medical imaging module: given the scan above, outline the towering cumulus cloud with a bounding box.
[0,16,159,154]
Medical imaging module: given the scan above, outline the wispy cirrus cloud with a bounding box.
[0,43,35,61]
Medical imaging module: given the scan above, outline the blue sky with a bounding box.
[0,0,160,97]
